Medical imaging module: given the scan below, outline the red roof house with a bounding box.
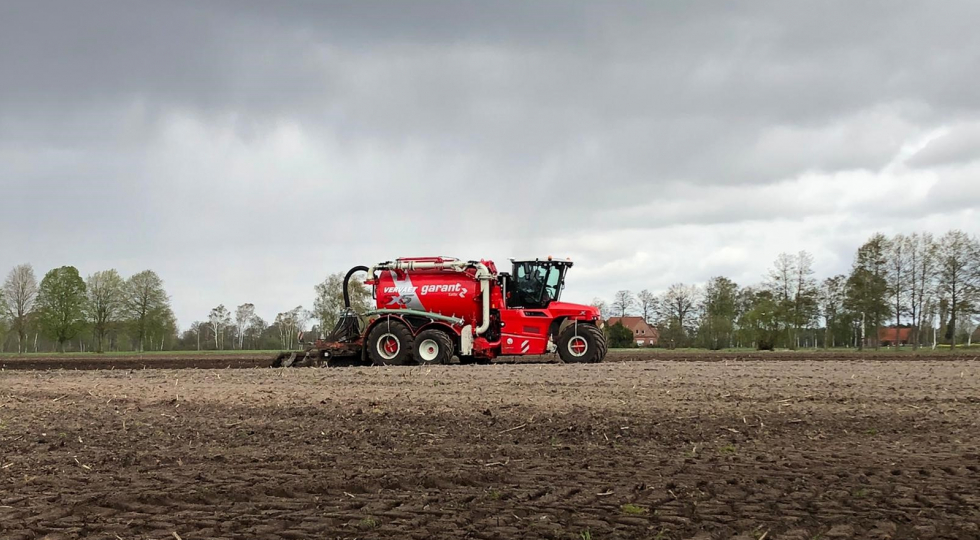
[878,327,912,346]
[606,316,659,346]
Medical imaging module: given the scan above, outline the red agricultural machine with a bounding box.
[272,257,607,367]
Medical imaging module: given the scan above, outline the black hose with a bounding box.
[344,265,370,309]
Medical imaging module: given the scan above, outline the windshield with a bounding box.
[513,262,565,308]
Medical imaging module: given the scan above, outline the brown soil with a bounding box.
[2,348,973,372]
[1,358,978,539]
[0,353,273,371]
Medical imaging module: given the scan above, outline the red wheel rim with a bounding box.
[377,333,401,360]
[569,336,588,357]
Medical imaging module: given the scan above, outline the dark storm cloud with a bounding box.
[2,1,979,325]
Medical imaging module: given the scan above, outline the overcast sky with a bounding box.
[2,1,979,328]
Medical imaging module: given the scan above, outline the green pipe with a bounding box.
[366,309,465,326]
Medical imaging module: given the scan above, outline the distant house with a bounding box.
[606,316,659,346]
[878,326,912,347]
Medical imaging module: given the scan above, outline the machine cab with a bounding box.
[505,258,573,309]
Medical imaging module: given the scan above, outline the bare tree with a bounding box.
[660,283,699,334]
[764,252,818,348]
[234,303,256,349]
[293,306,310,338]
[906,233,938,349]
[274,306,307,349]
[885,235,911,349]
[767,253,796,302]
[937,230,980,348]
[637,289,657,323]
[86,269,125,353]
[819,275,847,348]
[766,253,796,346]
[611,290,636,318]
[2,264,39,353]
[275,311,292,349]
[208,304,232,350]
[792,251,819,348]
[590,298,610,320]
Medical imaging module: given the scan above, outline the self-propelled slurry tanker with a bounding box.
[272,257,607,367]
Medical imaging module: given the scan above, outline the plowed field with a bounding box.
[1,354,978,539]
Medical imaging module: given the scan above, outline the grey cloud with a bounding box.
[2,1,980,325]
[907,123,980,169]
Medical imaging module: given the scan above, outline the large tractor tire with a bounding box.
[413,329,454,365]
[557,323,607,364]
[367,320,415,366]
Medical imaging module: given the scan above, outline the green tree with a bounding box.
[86,269,125,353]
[698,277,739,349]
[313,273,370,335]
[146,306,178,351]
[937,230,980,348]
[605,322,634,348]
[246,315,266,350]
[846,234,891,350]
[37,266,88,352]
[738,289,780,350]
[0,288,7,352]
[124,270,170,352]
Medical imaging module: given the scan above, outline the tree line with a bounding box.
[4,230,977,353]
[593,230,980,350]
[177,274,372,352]
[0,266,175,352]
[0,264,370,353]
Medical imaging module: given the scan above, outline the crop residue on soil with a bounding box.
[1,358,978,539]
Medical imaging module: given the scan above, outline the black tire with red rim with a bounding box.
[557,323,607,364]
[367,320,415,366]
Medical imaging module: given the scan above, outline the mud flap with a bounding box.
[460,325,474,356]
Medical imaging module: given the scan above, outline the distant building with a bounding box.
[606,316,659,346]
[878,326,912,347]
